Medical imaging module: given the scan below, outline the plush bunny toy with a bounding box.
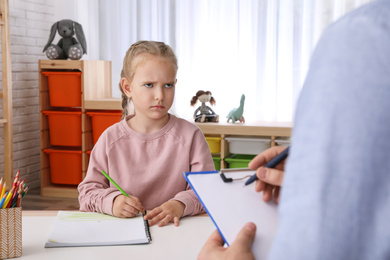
[43,19,87,60]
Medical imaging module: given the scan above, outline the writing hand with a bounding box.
[248,146,286,203]
[112,194,145,218]
[198,222,256,260]
[144,200,185,227]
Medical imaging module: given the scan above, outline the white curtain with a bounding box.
[56,0,373,122]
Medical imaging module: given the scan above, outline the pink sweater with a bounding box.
[78,114,215,217]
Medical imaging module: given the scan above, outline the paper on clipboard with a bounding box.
[184,169,278,260]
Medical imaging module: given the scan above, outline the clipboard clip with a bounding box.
[219,168,253,183]
[220,172,233,183]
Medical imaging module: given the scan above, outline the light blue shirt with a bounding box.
[269,0,390,259]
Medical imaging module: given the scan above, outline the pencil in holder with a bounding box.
[0,207,22,259]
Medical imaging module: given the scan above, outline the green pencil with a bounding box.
[101,170,145,215]
[101,170,130,197]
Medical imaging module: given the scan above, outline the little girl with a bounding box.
[78,41,215,227]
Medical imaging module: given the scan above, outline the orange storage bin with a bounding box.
[42,71,82,107]
[43,148,83,185]
[86,110,122,144]
[42,109,82,146]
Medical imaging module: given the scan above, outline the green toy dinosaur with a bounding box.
[226,94,245,123]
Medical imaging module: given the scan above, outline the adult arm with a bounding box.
[269,3,390,259]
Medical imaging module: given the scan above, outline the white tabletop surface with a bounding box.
[20,211,215,260]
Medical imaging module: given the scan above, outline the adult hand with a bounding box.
[248,146,287,203]
[144,200,185,227]
[112,194,145,218]
[198,222,256,260]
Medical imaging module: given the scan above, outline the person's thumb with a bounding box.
[232,222,256,250]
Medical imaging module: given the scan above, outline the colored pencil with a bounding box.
[2,187,14,209]
[0,182,6,198]
[0,193,7,208]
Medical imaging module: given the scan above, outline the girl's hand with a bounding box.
[144,200,185,227]
[112,195,145,218]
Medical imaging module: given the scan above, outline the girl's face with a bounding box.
[122,54,177,125]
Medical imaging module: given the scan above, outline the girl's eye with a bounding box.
[144,83,153,88]
[165,84,173,89]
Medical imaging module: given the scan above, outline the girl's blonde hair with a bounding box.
[119,40,178,119]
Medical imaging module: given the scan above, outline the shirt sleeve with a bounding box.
[173,128,215,216]
[77,132,121,216]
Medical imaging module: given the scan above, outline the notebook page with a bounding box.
[46,211,149,247]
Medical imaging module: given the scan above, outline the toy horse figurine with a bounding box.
[227,94,245,123]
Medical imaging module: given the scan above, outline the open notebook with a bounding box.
[184,170,278,260]
[45,211,151,248]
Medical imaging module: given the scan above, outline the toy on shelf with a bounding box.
[43,19,87,60]
[190,90,219,123]
[227,94,245,123]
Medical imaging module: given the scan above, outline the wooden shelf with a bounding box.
[39,60,83,70]
[196,121,292,137]
[40,185,79,198]
[84,98,121,110]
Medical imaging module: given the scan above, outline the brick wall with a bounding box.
[0,0,55,188]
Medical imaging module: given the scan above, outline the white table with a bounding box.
[21,211,215,260]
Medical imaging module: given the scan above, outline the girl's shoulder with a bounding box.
[172,115,201,132]
[97,120,128,144]
[169,115,204,141]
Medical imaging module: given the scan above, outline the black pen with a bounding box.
[244,146,290,186]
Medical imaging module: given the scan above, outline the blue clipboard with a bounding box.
[184,169,278,260]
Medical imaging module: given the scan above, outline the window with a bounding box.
[56,0,373,122]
